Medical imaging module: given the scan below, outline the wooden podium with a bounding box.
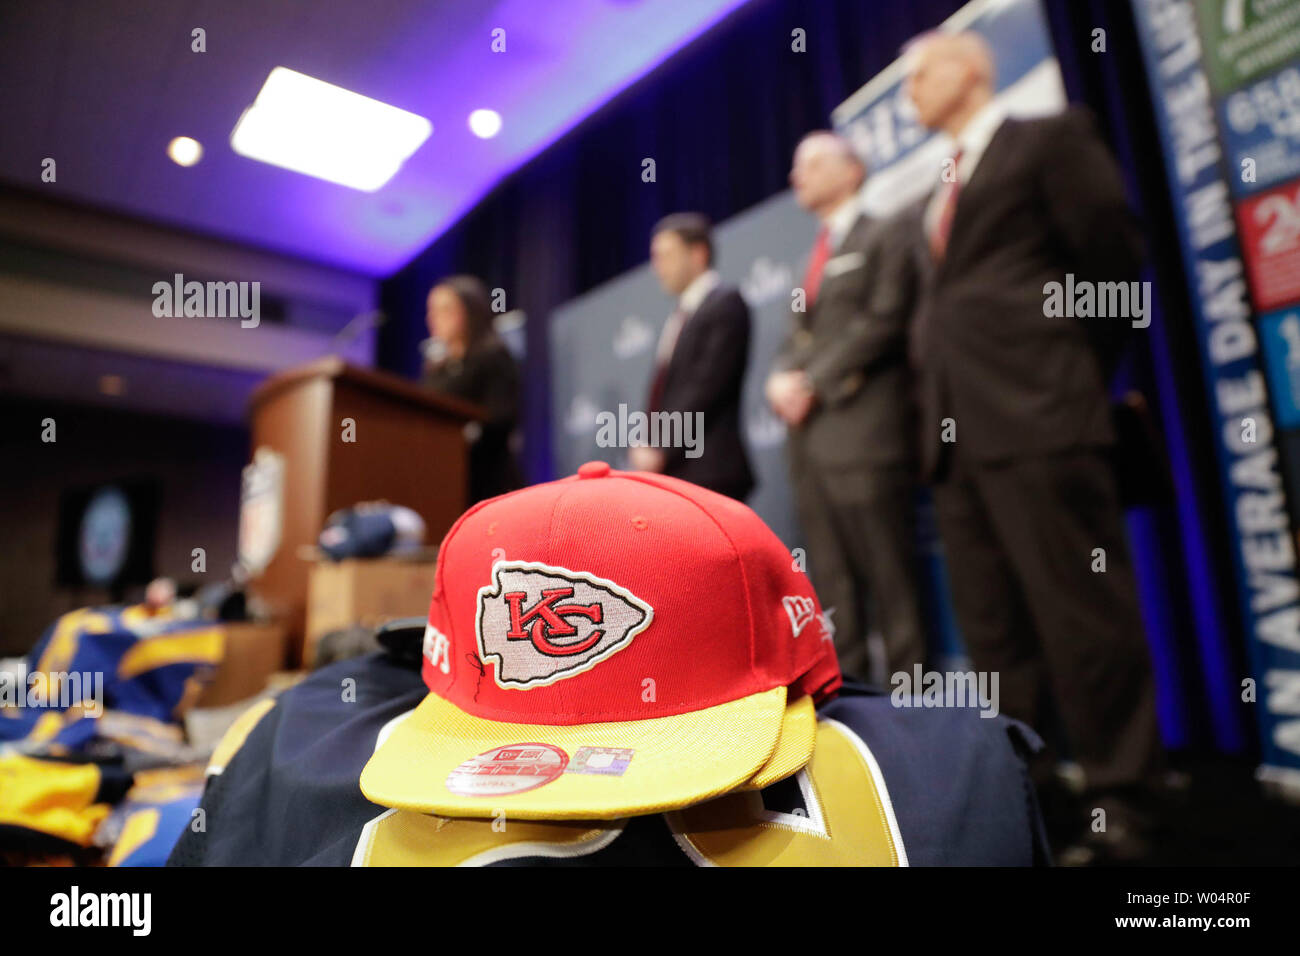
[246,357,481,662]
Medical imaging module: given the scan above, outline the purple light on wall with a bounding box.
[0,1,753,277]
[329,0,755,273]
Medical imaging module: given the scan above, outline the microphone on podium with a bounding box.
[420,336,448,365]
[331,309,388,354]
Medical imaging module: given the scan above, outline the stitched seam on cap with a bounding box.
[538,480,575,709]
[433,494,498,601]
[615,474,758,680]
[435,495,500,706]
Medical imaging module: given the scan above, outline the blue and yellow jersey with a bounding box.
[2,604,225,751]
[0,754,204,862]
[104,766,206,867]
[0,604,221,860]
[170,654,1049,866]
[0,753,125,850]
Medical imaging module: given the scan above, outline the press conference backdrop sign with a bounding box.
[1133,0,1300,789]
[831,0,1066,218]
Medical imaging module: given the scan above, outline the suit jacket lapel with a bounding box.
[960,116,1013,197]
[941,117,1015,271]
[811,214,871,318]
[901,197,935,286]
[835,213,871,255]
[665,285,721,386]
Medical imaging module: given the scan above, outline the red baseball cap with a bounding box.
[360,462,841,820]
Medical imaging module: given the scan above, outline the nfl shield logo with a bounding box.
[238,447,285,576]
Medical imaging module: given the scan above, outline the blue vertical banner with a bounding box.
[1132,0,1300,790]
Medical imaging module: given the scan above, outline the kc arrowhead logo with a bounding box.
[477,561,654,688]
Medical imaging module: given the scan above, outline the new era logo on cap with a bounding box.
[782,595,816,637]
[477,560,654,688]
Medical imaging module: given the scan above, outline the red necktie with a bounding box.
[647,364,669,414]
[802,227,832,306]
[647,309,686,413]
[930,149,964,261]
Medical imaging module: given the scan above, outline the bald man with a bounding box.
[904,31,1163,861]
[767,131,925,684]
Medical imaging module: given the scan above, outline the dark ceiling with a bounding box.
[0,0,748,276]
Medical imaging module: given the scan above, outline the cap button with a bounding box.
[577,460,611,479]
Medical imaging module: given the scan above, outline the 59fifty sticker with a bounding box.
[477,560,654,689]
[445,743,569,797]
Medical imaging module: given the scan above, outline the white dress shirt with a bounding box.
[924,99,1008,243]
[656,268,720,364]
[823,194,863,253]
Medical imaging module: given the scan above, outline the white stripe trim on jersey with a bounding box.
[350,707,417,867]
[350,809,627,867]
[757,766,828,836]
[821,717,909,866]
[666,770,830,867]
[455,822,626,867]
[352,808,399,867]
[669,823,715,867]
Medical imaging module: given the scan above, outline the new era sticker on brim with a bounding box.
[445,743,568,797]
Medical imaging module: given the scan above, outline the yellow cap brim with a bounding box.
[360,686,787,820]
[738,693,816,791]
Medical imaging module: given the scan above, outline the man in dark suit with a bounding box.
[905,31,1164,860]
[766,132,926,684]
[629,213,753,500]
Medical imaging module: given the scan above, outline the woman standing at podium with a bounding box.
[421,275,523,502]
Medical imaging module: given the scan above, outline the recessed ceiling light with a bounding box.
[167,136,203,166]
[230,67,432,191]
[468,109,502,139]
